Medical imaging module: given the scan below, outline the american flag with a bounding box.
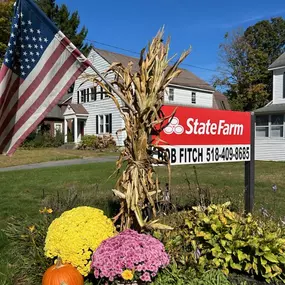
[0,0,91,155]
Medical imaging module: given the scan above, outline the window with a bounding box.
[256,115,269,137]
[168,88,174,101]
[191,92,196,104]
[54,123,62,136]
[96,114,112,134]
[80,89,87,103]
[220,101,226,110]
[271,114,283,137]
[90,87,97,101]
[100,87,105,100]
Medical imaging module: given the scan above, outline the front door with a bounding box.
[80,120,85,137]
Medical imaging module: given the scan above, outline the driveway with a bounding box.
[0,156,118,172]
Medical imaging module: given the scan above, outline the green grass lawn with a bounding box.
[0,148,117,168]
[1,160,285,228]
[1,160,285,283]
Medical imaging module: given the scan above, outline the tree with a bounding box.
[0,0,13,66]
[214,18,285,111]
[35,0,90,55]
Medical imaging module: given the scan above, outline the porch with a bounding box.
[63,104,89,144]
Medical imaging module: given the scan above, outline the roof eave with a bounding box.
[168,83,215,93]
[268,66,285,71]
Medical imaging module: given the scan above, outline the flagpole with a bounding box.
[89,64,137,114]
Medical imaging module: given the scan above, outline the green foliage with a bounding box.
[78,134,116,150]
[214,17,285,111]
[1,189,118,285]
[3,213,54,284]
[0,0,13,66]
[21,130,64,148]
[35,0,91,55]
[157,203,285,283]
[79,135,99,149]
[152,262,245,285]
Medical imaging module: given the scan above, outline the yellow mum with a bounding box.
[121,269,134,280]
[44,206,116,276]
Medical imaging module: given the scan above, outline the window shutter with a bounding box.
[87,88,90,102]
[283,73,285,98]
[96,115,99,134]
[77,91,79,103]
[94,86,97,101]
[109,113,112,133]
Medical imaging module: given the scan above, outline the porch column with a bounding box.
[64,118,68,143]
[74,116,78,143]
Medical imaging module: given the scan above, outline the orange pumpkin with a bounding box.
[42,258,84,285]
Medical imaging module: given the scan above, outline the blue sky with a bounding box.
[57,0,285,86]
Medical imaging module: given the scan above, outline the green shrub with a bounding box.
[155,202,285,283]
[78,134,116,150]
[79,135,99,149]
[21,130,64,148]
[152,262,241,285]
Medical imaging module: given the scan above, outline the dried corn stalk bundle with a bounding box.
[85,29,190,230]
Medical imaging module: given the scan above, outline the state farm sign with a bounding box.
[152,105,251,165]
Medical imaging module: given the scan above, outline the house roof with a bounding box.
[45,105,63,119]
[45,93,73,119]
[93,48,215,92]
[254,103,285,114]
[68,104,89,115]
[213,91,231,110]
[268,53,285,70]
[59,93,72,104]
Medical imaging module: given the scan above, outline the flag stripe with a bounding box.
[0,0,91,155]
[0,64,12,85]
[0,65,10,85]
[0,67,14,105]
[0,36,63,126]
[4,67,83,155]
[0,53,80,152]
[0,53,70,147]
[0,76,22,117]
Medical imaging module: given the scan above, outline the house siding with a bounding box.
[71,49,125,146]
[68,48,227,147]
[82,101,125,146]
[254,65,285,161]
[255,139,285,161]
[272,68,285,104]
[164,86,213,108]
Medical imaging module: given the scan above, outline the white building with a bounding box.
[255,52,285,161]
[63,48,230,145]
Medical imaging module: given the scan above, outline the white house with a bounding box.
[63,48,230,145]
[255,52,285,160]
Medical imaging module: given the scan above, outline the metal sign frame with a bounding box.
[244,113,255,213]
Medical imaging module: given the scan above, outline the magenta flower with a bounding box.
[91,229,169,283]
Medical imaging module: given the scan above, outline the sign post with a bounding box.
[244,113,255,213]
[152,105,254,213]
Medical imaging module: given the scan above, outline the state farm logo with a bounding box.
[164,117,184,135]
[163,117,244,136]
